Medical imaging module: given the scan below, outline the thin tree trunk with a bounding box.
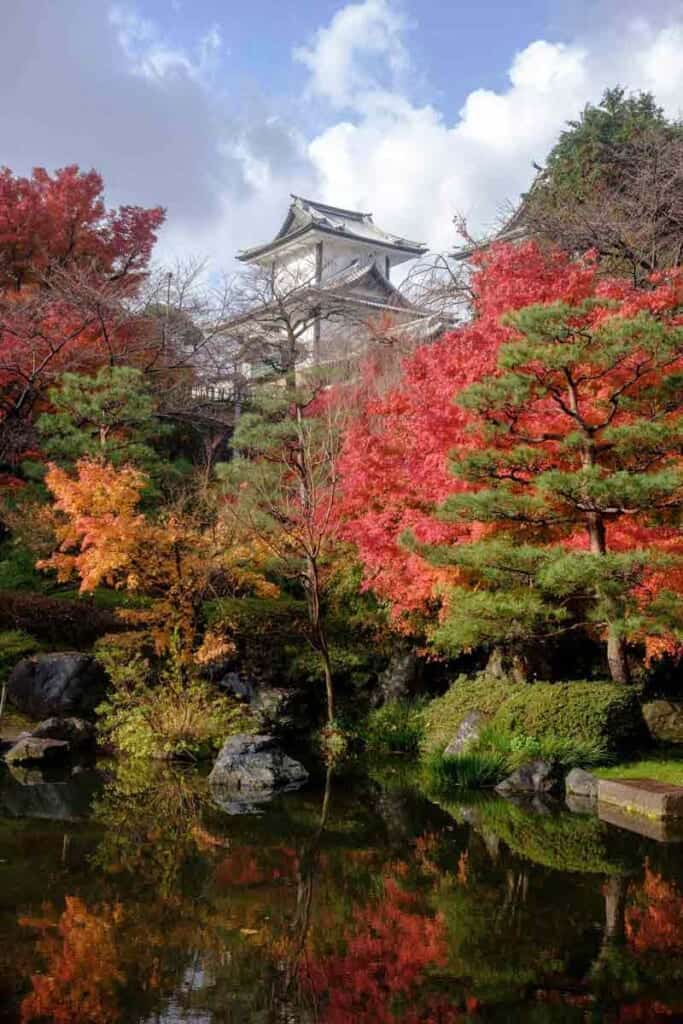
[317,627,335,725]
[607,630,630,685]
[569,370,631,685]
[586,511,630,684]
[305,554,335,725]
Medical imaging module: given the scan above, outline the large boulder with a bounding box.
[7,653,108,720]
[495,760,557,796]
[31,717,96,751]
[642,700,683,744]
[251,686,310,735]
[376,651,419,704]
[443,710,487,757]
[565,767,598,800]
[209,734,308,795]
[5,736,70,765]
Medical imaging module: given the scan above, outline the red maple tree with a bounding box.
[337,243,608,620]
[338,243,683,666]
[0,165,164,471]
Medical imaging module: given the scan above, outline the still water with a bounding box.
[0,759,682,1023]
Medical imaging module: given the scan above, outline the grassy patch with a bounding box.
[422,750,508,791]
[478,723,612,770]
[596,750,683,785]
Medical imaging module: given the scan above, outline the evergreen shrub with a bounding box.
[491,682,646,755]
[364,698,427,754]
[420,675,522,756]
[206,595,388,695]
[422,676,646,759]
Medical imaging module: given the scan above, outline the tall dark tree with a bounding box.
[525,88,683,282]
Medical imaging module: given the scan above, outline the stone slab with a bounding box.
[598,801,683,843]
[597,778,683,821]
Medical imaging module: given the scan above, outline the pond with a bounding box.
[0,758,682,1023]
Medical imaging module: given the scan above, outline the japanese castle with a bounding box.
[233,195,447,370]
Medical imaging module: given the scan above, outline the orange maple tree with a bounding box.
[39,457,276,656]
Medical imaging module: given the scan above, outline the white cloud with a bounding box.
[293,0,409,107]
[303,9,683,254]
[2,0,682,280]
[109,6,222,84]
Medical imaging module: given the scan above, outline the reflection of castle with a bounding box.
[236,195,447,369]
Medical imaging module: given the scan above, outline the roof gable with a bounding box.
[238,195,427,263]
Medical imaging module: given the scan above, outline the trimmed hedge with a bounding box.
[492,682,646,755]
[0,590,121,647]
[422,675,647,758]
[421,676,523,756]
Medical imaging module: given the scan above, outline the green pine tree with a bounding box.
[37,366,168,472]
[419,299,683,683]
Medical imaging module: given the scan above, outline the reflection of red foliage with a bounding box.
[306,874,459,1023]
[215,845,299,887]
[20,897,124,1024]
[626,865,683,954]
[617,1001,679,1022]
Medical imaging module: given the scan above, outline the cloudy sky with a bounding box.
[3,1,683,272]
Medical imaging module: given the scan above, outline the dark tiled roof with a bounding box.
[238,195,427,262]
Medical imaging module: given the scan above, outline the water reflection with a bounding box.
[1,758,682,1023]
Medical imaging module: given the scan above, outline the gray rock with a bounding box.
[217,671,255,703]
[251,687,308,735]
[209,734,308,794]
[444,710,487,757]
[31,716,96,750]
[642,700,683,744]
[495,759,556,795]
[7,653,108,720]
[376,651,418,704]
[5,736,70,765]
[565,767,598,799]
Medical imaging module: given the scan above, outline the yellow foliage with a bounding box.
[39,458,277,658]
